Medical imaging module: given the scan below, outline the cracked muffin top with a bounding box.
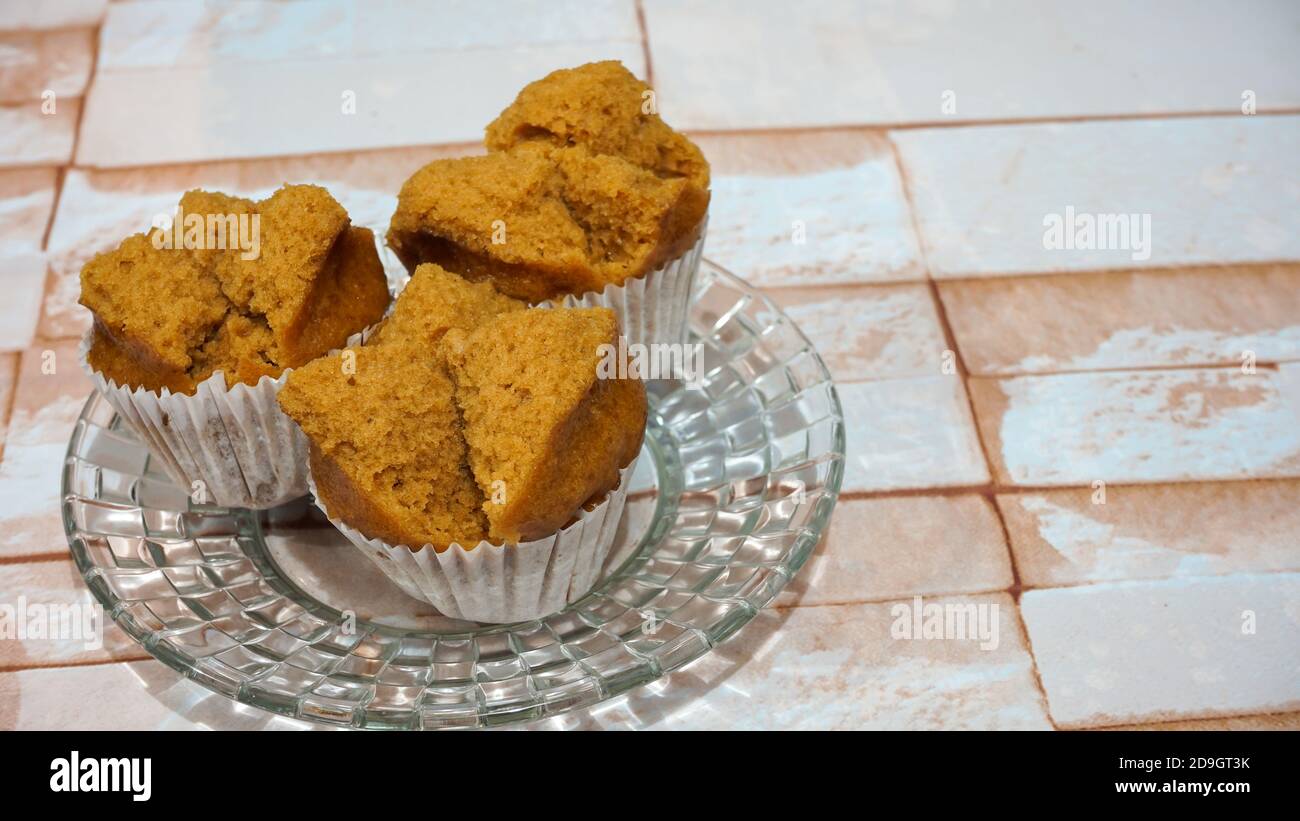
[80,184,390,394]
[387,142,708,303]
[485,60,710,192]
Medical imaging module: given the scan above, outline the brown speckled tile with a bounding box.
[970,366,1300,487]
[895,116,1300,278]
[1098,712,1300,731]
[0,0,106,32]
[941,265,1300,376]
[0,560,150,668]
[1021,572,1300,729]
[0,339,91,559]
[999,480,1300,587]
[0,28,95,104]
[767,284,945,382]
[778,494,1012,606]
[0,166,55,350]
[693,131,922,287]
[540,594,1051,730]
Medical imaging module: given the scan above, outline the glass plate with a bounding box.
[62,261,846,730]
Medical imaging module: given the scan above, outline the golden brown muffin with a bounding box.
[387,143,707,303]
[485,60,710,192]
[442,307,647,543]
[81,184,390,394]
[367,262,524,349]
[278,344,488,550]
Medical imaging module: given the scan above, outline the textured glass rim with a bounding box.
[62,260,846,729]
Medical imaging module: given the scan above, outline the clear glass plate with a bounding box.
[62,261,846,730]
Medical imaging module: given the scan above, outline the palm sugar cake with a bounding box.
[81,184,390,394]
[367,262,524,349]
[442,306,647,543]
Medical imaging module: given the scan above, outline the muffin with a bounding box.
[387,61,709,347]
[278,270,647,622]
[78,184,391,508]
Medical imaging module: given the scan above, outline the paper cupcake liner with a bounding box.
[307,457,638,623]
[79,328,365,510]
[541,216,707,348]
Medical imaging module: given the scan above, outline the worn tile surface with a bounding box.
[546,594,1050,730]
[971,367,1300,487]
[839,376,989,493]
[0,98,79,167]
[0,28,95,104]
[78,41,644,166]
[999,480,1300,587]
[695,131,923,286]
[1021,573,1300,728]
[767,284,945,382]
[895,116,1300,278]
[0,0,107,32]
[645,0,1300,129]
[942,265,1300,376]
[0,340,92,559]
[778,495,1012,606]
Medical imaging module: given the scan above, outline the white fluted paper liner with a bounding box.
[540,217,706,348]
[78,328,366,510]
[306,457,637,623]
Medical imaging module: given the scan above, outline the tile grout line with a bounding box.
[887,129,1060,727]
[634,0,654,88]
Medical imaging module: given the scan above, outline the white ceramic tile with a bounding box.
[0,28,95,104]
[971,367,1300,487]
[0,661,317,730]
[768,284,946,382]
[839,375,989,493]
[645,0,1300,129]
[696,131,923,286]
[42,146,463,338]
[543,595,1050,730]
[77,43,645,167]
[0,560,150,667]
[1021,573,1300,728]
[0,166,54,251]
[0,98,78,167]
[97,0,639,70]
[895,116,1300,278]
[999,480,1300,587]
[778,494,1012,606]
[941,265,1300,375]
[0,0,106,31]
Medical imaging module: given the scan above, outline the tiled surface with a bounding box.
[999,480,1300,587]
[644,0,1300,129]
[778,495,1013,607]
[695,131,923,286]
[895,116,1300,278]
[78,0,645,166]
[0,28,95,103]
[1,3,1297,731]
[970,366,1300,487]
[1022,573,1300,728]
[0,340,93,560]
[940,265,1300,376]
[839,376,989,493]
[768,284,945,382]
